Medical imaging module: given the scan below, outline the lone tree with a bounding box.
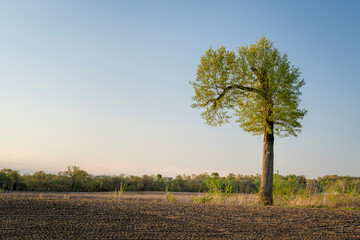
[190,37,307,205]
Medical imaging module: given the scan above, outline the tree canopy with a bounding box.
[190,37,307,137]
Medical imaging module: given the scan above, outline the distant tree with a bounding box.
[112,174,125,190]
[91,176,113,191]
[172,175,186,192]
[28,171,47,191]
[64,166,91,191]
[0,169,23,190]
[0,170,9,189]
[190,37,307,205]
[155,174,166,191]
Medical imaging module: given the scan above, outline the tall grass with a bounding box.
[286,192,360,208]
[272,172,360,209]
[233,194,258,206]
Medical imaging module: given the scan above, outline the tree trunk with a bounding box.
[260,124,274,205]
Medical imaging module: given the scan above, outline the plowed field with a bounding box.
[0,193,359,239]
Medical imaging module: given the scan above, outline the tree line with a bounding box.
[0,166,260,193]
[0,166,359,195]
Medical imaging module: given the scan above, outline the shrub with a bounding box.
[165,191,177,203]
[193,173,235,204]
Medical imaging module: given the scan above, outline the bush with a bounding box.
[193,173,235,204]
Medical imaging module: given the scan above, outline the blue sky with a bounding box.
[0,0,359,178]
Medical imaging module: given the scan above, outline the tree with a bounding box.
[64,166,91,191]
[0,168,23,190]
[190,37,306,205]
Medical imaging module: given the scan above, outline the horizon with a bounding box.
[1,1,360,179]
[3,165,358,181]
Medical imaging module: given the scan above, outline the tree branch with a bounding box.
[250,66,261,79]
[274,121,297,136]
[206,84,261,107]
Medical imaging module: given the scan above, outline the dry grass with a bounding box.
[3,191,359,209]
[232,194,258,206]
[191,193,259,205]
[275,192,360,209]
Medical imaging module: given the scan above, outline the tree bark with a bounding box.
[260,122,274,205]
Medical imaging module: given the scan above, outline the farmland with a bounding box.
[1,192,359,239]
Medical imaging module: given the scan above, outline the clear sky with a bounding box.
[0,0,359,178]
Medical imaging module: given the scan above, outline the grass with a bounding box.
[274,191,360,209]
[192,193,258,205]
[190,190,360,209]
[233,194,258,206]
[2,189,358,210]
[271,172,360,209]
[192,194,213,204]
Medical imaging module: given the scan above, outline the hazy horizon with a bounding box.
[5,164,360,180]
[1,1,360,179]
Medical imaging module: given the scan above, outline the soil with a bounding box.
[0,192,359,239]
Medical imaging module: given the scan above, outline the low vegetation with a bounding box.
[193,173,234,204]
[113,183,125,200]
[272,172,360,208]
[1,167,359,209]
[165,190,178,203]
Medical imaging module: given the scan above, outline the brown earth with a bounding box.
[0,192,359,239]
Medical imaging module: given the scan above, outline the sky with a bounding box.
[0,0,359,178]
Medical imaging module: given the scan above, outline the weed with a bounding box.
[113,183,125,199]
[192,194,213,204]
[165,191,177,203]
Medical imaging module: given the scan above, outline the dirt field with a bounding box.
[0,192,359,239]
